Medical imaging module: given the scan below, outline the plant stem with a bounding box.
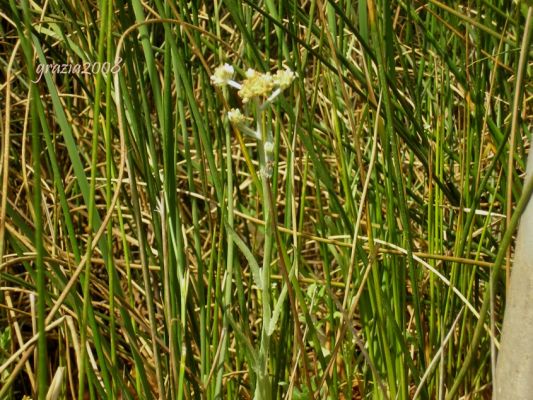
[255,104,273,400]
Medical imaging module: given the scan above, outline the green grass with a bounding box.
[0,0,531,399]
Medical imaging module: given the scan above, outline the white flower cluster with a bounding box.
[211,63,296,178]
[211,63,295,105]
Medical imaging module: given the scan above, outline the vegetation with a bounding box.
[0,0,531,398]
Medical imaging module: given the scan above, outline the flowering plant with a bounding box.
[211,63,295,399]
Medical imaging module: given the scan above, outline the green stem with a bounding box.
[255,105,273,400]
[214,99,236,398]
[78,1,110,396]
[21,0,47,395]
[104,0,116,397]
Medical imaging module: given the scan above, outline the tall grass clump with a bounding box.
[0,0,531,399]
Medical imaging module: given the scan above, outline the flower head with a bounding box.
[273,68,295,89]
[238,69,275,103]
[228,108,246,124]
[211,63,235,86]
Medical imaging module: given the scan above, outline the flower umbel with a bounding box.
[211,63,295,142]
[210,64,295,103]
